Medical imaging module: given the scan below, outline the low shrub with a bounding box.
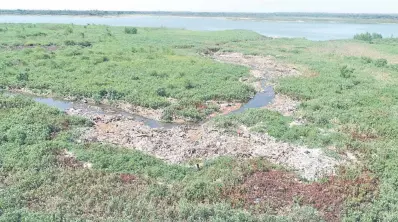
[374,58,388,67]
[361,56,373,64]
[125,27,138,34]
[354,32,383,42]
[340,65,355,78]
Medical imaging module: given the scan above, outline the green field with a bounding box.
[1,23,398,221]
[0,24,261,121]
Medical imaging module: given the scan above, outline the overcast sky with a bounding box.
[2,0,397,14]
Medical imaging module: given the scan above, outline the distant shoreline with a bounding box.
[0,10,398,24]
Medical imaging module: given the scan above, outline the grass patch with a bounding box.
[0,24,261,121]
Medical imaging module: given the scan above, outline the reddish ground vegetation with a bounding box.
[223,170,378,222]
[120,173,137,184]
[55,150,84,169]
[350,131,379,142]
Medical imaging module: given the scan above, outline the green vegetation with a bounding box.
[215,34,398,220]
[354,32,383,42]
[124,27,138,34]
[0,94,325,221]
[0,24,260,121]
[215,109,345,148]
[1,23,398,221]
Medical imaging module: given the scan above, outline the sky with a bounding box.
[2,0,397,14]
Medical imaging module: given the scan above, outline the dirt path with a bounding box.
[65,53,350,180]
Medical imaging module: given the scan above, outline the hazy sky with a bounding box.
[2,0,397,13]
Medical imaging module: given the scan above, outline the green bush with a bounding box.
[64,40,76,46]
[125,27,138,34]
[374,58,388,67]
[17,72,29,81]
[354,32,383,42]
[340,65,355,78]
[156,88,168,97]
[361,56,373,64]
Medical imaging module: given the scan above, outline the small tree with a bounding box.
[340,65,355,78]
[354,32,383,42]
[374,58,388,67]
[125,27,138,34]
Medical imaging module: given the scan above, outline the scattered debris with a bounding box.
[77,113,344,180]
[265,94,301,116]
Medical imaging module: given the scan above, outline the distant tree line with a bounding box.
[0,10,397,21]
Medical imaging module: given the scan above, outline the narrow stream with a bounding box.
[231,83,275,114]
[3,85,275,128]
[3,92,176,128]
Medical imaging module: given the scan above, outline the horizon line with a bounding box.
[0,9,397,15]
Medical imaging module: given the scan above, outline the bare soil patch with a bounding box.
[213,52,301,88]
[264,94,300,116]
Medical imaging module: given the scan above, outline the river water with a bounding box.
[0,15,397,40]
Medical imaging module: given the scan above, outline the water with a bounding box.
[33,96,74,111]
[4,86,275,127]
[232,86,275,114]
[0,15,397,40]
[4,92,175,128]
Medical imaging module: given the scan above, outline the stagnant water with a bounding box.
[4,86,276,128]
[231,85,275,114]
